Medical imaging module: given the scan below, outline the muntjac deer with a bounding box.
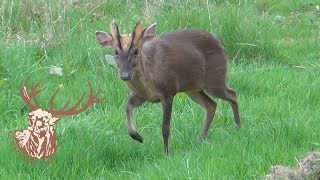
[96,21,240,154]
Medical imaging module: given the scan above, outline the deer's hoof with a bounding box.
[164,146,169,155]
[236,123,241,130]
[198,134,207,142]
[129,131,143,143]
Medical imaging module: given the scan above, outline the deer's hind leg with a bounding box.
[205,86,241,128]
[186,91,217,140]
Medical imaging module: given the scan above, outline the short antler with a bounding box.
[20,77,46,111]
[49,82,103,116]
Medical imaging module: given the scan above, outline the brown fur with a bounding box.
[96,22,241,154]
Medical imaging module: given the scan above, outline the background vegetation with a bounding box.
[0,0,319,179]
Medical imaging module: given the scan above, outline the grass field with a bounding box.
[1,0,320,179]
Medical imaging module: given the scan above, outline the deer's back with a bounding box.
[159,29,225,55]
[141,29,227,96]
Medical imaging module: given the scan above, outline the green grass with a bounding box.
[1,0,320,179]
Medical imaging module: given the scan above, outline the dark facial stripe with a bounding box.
[114,23,122,50]
[129,26,137,51]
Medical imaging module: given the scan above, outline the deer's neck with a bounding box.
[125,56,159,102]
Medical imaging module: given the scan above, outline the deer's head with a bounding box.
[95,21,157,81]
[27,109,59,138]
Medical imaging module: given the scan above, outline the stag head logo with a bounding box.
[12,77,103,160]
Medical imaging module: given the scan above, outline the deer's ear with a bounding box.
[49,116,60,125]
[96,31,113,48]
[143,23,157,42]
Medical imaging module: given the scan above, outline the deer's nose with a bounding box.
[120,73,132,81]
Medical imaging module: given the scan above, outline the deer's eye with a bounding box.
[115,50,119,56]
[133,49,138,56]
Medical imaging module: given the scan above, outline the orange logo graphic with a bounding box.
[11,77,103,161]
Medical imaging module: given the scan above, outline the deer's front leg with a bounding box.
[126,93,146,143]
[161,96,174,154]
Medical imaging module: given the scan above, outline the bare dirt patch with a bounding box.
[265,152,320,180]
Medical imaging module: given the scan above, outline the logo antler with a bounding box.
[20,77,104,115]
[19,76,46,111]
[48,82,103,116]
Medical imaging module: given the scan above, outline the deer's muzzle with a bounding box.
[120,72,133,81]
